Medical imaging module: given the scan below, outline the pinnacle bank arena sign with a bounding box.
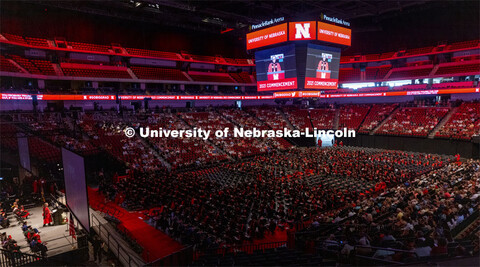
[246,20,351,50]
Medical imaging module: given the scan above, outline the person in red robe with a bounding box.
[267,57,282,73]
[42,203,53,227]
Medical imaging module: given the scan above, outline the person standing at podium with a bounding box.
[316,53,331,79]
[268,56,282,73]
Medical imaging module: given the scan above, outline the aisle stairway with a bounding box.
[428,106,457,138]
[371,106,400,135]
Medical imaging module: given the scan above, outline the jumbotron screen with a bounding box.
[255,44,298,91]
[304,44,341,90]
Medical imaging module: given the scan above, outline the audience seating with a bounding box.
[188,72,235,83]
[130,66,189,81]
[389,65,434,79]
[431,81,474,89]
[24,37,49,47]
[340,56,354,63]
[6,55,56,76]
[3,33,27,44]
[309,109,336,129]
[189,54,218,63]
[338,105,370,130]
[377,107,450,136]
[355,86,390,93]
[0,55,22,73]
[126,47,180,59]
[376,65,392,80]
[68,41,111,53]
[0,123,18,150]
[339,68,361,82]
[235,59,252,65]
[358,104,398,134]
[379,52,396,59]
[9,55,42,74]
[247,107,289,131]
[365,54,380,61]
[452,55,480,62]
[406,60,433,67]
[229,72,252,83]
[28,137,62,163]
[392,84,428,91]
[283,108,312,131]
[448,40,480,51]
[406,46,434,56]
[435,61,480,76]
[61,63,131,78]
[365,66,381,80]
[436,102,480,140]
[31,60,56,76]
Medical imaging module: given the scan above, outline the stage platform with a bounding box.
[2,206,77,257]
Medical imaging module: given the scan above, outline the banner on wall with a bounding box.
[0,88,478,101]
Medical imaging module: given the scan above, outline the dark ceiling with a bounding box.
[3,0,480,56]
[31,0,446,33]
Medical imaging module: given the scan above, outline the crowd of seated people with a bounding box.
[1,233,19,254]
[282,107,312,131]
[377,107,450,137]
[78,112,167,172]
[6,113,100,156]
[97,146,451,250]
[0,207,47,257]
[21,221,47,256]
[180,109,289,159]
[298,159,479,263]
[0,207,9,229]
[137,112,229,168]
[12,200,30,221]
[309,108,336,130]
[218,108,291,157]
[436,102,480,140]
[358,104,398,134]
[338,105,371,130]
[246,107,290,131]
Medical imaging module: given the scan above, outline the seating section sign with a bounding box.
[246,23,288,50]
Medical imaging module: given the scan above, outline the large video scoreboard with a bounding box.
[247,19,351,92]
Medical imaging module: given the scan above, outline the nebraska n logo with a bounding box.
[295,23,311,39]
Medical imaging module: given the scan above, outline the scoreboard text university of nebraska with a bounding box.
[246,18,351,92]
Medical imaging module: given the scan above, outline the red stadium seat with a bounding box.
[130,66,189,81]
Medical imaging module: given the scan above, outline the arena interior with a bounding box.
[0,1,479,266]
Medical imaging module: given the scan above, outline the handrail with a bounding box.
[0,248,44,267]
[90,212,145,267]
[194,240,287,258]
[452,209,479,238]
[146,245,193,266]
[353,245,420,265]
[355,254,404,265]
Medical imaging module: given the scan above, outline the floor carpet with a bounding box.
[88,187,184,262]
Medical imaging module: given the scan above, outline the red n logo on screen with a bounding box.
[289,22,315,40]
[295,23,311,39]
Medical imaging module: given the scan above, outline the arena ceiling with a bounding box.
[8,0,479,55]
[28,0,452,33]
